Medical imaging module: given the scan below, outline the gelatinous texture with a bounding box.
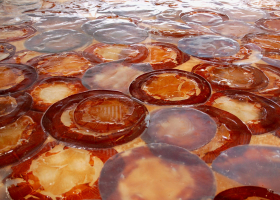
[34,16,88,31]
[74,96,140,133]
[156,9,182,21]
[0,25,36,42]
[242,33,280,53]
[261,51,280,68]
[210,21,260,39]
[212,145,280,194]
[6,142,117,200]
[192,63,268,92]
[95,15,141,25]
[142,42,190,70]
[110,3,161,18]
[255,63,280,95]
[0,116,34,154]
[29,77,87,112]
[180,10,229,26]
[82,19,148,45]
[269,10,280,17]
[3,50,43,64]
[142,107,217,150]
[54,0,100,14]
[25,29,92,53]
[82,62,151,94]
[4,0,42,12]
[220,7,267,22]
[0,111,47,168]
[99,143,216,200]
[83,43,148,63]
[206,90,280,135]
[42,90,149,148]
[194,105,251,163]
[82,19,137,36]
[214,186,280,200]
[139,20,214,37]
[0,43,16,62]
[256,18,280,33]
[199,44,263,64]
[245,0,280,10]
[26,52,92,77]
[0,63,37,95]
[178,35,240,58]
[130,69,212,105]
[153,0,182,7]
[0,15,32,27]
[0,93,32,127]
[93,25,148,45]
[0,96,17,116]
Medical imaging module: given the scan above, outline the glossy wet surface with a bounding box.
[25,29,92,53]
[0,63,37,94]
[178,35,240,58]
[27,52,92,77]
[99,143,216,200]
[207,90,280,135]
[6,142,117,200]
[212,145,280,194]
[42,90,149,148]
[29,76,87,111]
[142,107,217,150]
[130,69,211,105]
[82,62,149,94]
[2,0,280,199]
[192,63,268,92]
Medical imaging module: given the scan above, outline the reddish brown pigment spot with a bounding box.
[142,73,201,101]
[130,69,211,105]
[192,63,268,92]
[27,52,92,77]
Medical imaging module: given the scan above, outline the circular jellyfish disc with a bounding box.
[28,76,87,112]
[142,107,217,150]
[0,25,36,42]
[180,10,229,26]
[0,42,16,62]
[6,142,118,200]
[141,42,190,70]
[255,63,280,95]
[139,20,214,37]
[242,33,280,53]
[206,90,280,135]
[214,186,280,200]
[42,90,149,148]
[220,7,267,22]
[33,16,88,31]
[129,69,212,106]
[192,63,269,92]
[0,92,32,127]
[212,145,280,194]
[82,62,151,94]
[178,35,240,58]
[0,63,37,95]
[210,20,259,39]
[93,24,148,45]
[82,43,148,63]
[111,3,161,18]
[99,143,216,200]
[24,29,92,53]
[26,52,92,77]
[0,111,47,168]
